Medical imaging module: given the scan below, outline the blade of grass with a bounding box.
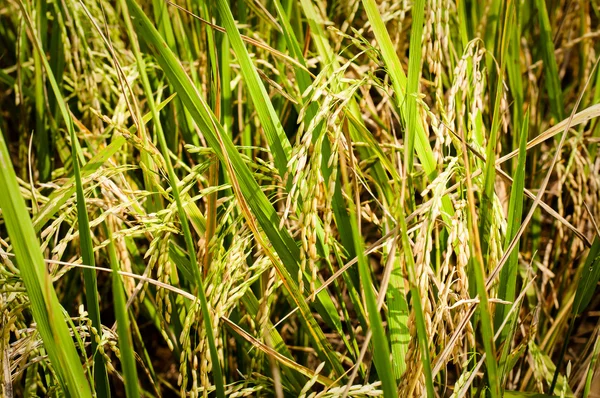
[479,0,512,260]
[350,206,396,397]
[401,0,425,179]
[473,9,513,395]
[573,236,600,317]
[69,111,110,397]
[200,0,221,280]
[104,218,140,398]
[360,0,446,185]
[34,0,50,182]
[338,124,395,395]
[396,0,426,382]
[505,0,525,175]
[462,162,500,398]
[395,203,435,397]
[47,3,64,135]
[496,110,530,386]
[214,0,291,179]
[496,110,530,336]
[459,92,500,398]
[387,252,409,382]
[0,126,92,397]
[535,0,565,122]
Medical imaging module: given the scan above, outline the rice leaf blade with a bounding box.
[0,127,92,397]
[105,221,140,398]
[535,0,565,122]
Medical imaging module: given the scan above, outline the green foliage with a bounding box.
[1,0,600,396]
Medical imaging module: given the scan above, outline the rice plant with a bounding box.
[1,0,600,397]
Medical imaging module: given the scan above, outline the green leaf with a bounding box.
[496,111,530,338]
[70,114,110,397]
[352,217,396,397]
[0,127,92,397]
[535,0,565,122]
[496,111,530,384]
[573,236,600,316]
[215,0,292,178]
[105,221,140,398]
